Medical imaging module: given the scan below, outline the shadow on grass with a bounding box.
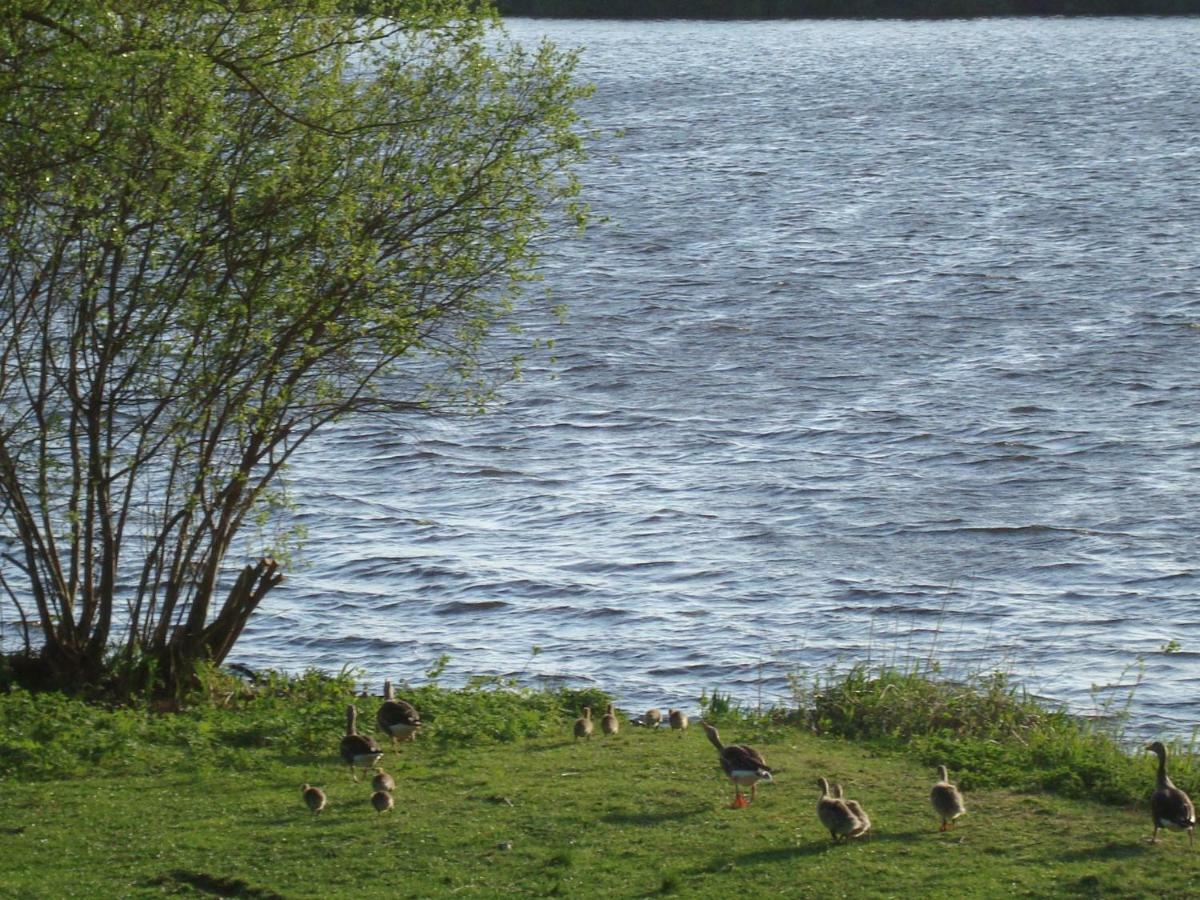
[601,806,709,827]
[1058,840,1153,862]
[709,843,833,868]
[718,829,928,868]
[148,869,284,899]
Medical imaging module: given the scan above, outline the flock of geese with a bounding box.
[303,680,422,818]
[302,685,1197,848]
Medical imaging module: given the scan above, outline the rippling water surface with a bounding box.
[239,17,1200,738]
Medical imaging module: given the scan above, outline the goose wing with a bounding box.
[341,732,382,764]
[1152,784,1196,829]
[377,698,420,731]
[723,744,770,775]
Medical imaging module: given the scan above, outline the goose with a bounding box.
[601,703,619,737]
[340,705,383,780]
[643,708,663,728]
[817,777,862,841]
[668,708,689,734]
[372,770,396,794]
[930,765,966,832]
[301,783,326,816]
[1146,740,1196,846]
[701,721,773,808]
[574,706,594,741]
[376,679,421,747]
[834,782,871,838]
[371,789,395,816]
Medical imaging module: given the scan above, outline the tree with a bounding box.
[0,0,588,696]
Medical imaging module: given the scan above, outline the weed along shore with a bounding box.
[1,668,1198,898]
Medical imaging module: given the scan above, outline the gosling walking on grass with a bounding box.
[1146,740,1195,847]
[601,703,619,736]
[371,789,395,817]
[574,706,594,741]
[668,709,689,734]
[817,777,863,841]
[931,765,966,832]
[301,784,326,816]
[372,770,396,794]
[834,783,871,838]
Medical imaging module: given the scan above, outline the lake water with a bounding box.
[239,17,1200,739]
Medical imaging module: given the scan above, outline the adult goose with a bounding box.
[930,765,966,832]
[834,783,871,838]
[340,705,383,780]
[301,783,326,816]
[701,721,773,808]
[817,777,862,841]
[376,679,421,747]
[1146,740,1196,846]
[574,706,594,741]
[601,703,620,737]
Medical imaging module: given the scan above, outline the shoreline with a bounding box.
[494,1,1200,19]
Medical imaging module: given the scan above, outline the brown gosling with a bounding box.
[340,704,384,781]
[834,783,871,838]
[668,708,689,734]
[574,706,594,741]
[701,721,773,808]
[644,708,663,728]
[601,703,619,737]
[376,679,421,748]
[1146,740,1196,846]
[301,783,326,816]
[372,770,396,793]
[930,765,966,832]
[817,777,863,841]
[371,789,395,816]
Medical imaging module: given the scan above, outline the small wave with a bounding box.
[579,606,633,620]
[432,600,510,616]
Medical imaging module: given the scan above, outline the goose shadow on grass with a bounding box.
[717,830,929,867]
[1057,840,1153,863]
[145,869,284,900]
[601,806,709,827]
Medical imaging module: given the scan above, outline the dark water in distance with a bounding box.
[238,18,1200,739]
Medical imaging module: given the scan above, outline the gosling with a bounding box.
[574,706,594,741]
[301,783,326,816]
[601,703,619,737]
[930,765,966,832]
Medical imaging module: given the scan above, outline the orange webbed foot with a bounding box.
[731,794,749,809]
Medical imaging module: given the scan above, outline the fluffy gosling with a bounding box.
[301,783,326,816]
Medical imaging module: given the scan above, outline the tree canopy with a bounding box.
[0,0,589,695]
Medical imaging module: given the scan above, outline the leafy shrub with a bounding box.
[792,662,1195,806]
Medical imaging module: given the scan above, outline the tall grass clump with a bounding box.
[791,662,1196,806]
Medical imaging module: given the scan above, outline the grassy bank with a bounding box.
[1,669,1197,898]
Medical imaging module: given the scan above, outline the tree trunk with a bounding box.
[157,557,284,696]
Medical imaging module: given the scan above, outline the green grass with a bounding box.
[1,672,1198,898]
